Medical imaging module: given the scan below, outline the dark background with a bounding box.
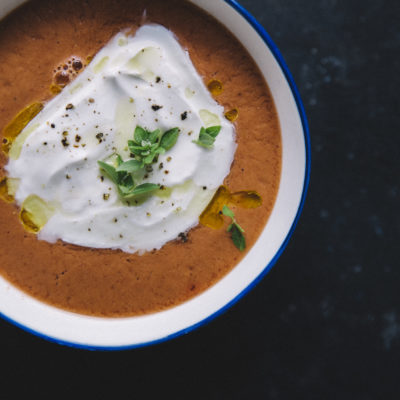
[1,1,399,398]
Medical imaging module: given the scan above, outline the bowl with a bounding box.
[0,0,310,350]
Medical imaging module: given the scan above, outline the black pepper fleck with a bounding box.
[96,132,104,143]
[178,232,188,243]
[181,111,188,120]
[151,105,163,111]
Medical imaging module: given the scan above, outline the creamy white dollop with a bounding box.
[6,24,236,253]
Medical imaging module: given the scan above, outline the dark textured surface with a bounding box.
[1,0,399,398]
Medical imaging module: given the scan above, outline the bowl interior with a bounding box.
[0,0,308,349]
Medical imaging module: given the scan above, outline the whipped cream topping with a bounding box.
[6,24,236,253]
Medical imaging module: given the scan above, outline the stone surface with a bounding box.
[1,1,399,398]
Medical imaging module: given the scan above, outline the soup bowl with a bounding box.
[0,0,310,350]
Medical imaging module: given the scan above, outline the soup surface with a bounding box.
[0,0,281,316]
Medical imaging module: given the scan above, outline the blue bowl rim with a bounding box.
[0,0,311,351]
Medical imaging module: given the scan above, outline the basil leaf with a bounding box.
[123,183,160,199]
[222,205,235,219]
[228,223,246,251]
[148,129,161,143]
[160,127,179,150]
[97,161,119,184]
[134,126,148,144]
[205,125,221,138]
[116,159,143,173]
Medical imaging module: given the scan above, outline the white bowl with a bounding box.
[0,0,310,349]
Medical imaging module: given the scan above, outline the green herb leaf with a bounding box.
[134,126,148,144]
[222,205,246,251]
[193,133,214,148]
[119,174,134,190]
[123,183,160,199]
[97,161,119,184]
[99,125,180,204]
[141,139,152,148]
[148,129,161,143]
[222,204,235,219]
[160,128,180,150]
[116,154,124,166]
[193,125,221,149]
[228,223,246,251]
[205,125,221,138]
[116,159,143,173]
[155,147,166,155]
[143,151,157,165]
[127,141,143,155]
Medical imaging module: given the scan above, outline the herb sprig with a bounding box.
[98,125,179,201]
[193,125,221,149]
[222,205,246,251]
[127,126,179,167]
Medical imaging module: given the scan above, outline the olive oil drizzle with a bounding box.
[200,185,262,229]
[1,102,44,155]
[0,177,13,203]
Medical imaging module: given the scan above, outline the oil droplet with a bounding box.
[207,79,223,95]
[2,102,43,155]
[200,186,230,229]
[225,108,239,122]
[230,191,262,208]
[200,186,262,229]
[0,177,13,202]
[19,195,54,233]
[50,83,62,94]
